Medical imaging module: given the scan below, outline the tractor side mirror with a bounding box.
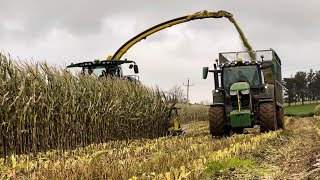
[134,64,139,74]
[203,67,209,79]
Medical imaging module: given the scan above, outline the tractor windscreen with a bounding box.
[223,65,260,88]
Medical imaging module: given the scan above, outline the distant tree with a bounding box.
[167,85,187,103]
[283,69,320,105]
[313,71,320,101]
[294,71,307,105]
[283,77,296,106]
[306,69,316,103]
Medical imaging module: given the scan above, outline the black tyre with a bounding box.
[259,102,277,132]
[209,106,226,136]
[277,106,285,129]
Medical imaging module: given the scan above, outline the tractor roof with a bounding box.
[67,60,135,68]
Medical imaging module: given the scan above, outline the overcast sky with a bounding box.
[1,0,319,103]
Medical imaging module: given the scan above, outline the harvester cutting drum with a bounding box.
[203,49,284,136]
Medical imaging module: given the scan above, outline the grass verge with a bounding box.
[284,103,319,116]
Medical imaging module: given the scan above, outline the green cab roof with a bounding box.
[67,60,135,68]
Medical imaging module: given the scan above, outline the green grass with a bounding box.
[204,157,266,177]
[284,103,319,115]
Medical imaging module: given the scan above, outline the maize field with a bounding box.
[176,104,208,124]
[0,54,172,158]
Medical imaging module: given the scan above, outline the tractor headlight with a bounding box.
[241,89,250,95]
[230,90,237,96]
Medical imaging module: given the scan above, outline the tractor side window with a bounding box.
[82,68,93,75]
[252,70,259,86]
[92,68,105,77]
[82,68,89,75]
[105,66,117,76]
[116,65,123,77]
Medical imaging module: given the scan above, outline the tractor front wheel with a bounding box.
[259,102,277,132]
[209,106,227,137]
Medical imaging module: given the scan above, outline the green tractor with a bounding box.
[67,59,140,82]
[203,49,284,136]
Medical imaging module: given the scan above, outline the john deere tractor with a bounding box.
[203,49,284,136]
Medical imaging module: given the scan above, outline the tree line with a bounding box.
[283,69,320,106]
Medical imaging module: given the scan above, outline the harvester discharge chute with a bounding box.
[109,10,253,61]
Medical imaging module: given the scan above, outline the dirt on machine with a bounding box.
[203,49,284,136]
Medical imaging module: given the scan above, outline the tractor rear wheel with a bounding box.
[277,106,285,129]
[259,102,277,132]
[209,106,226,137]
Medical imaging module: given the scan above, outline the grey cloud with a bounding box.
[1,0,320,102]
[0,0,110,42]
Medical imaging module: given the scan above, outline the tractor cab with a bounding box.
[67,59,140,82]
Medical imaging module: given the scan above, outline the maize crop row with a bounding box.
[0,54,170,158]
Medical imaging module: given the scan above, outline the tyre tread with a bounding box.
[259,102,277,132]
[209,106,225,136]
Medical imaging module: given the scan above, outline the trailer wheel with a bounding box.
[209,106,227,137]
[277,106,285,129]
[259,102,277,132]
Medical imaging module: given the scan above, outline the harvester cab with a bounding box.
[67,59,140,82]
[203,49,284,136]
